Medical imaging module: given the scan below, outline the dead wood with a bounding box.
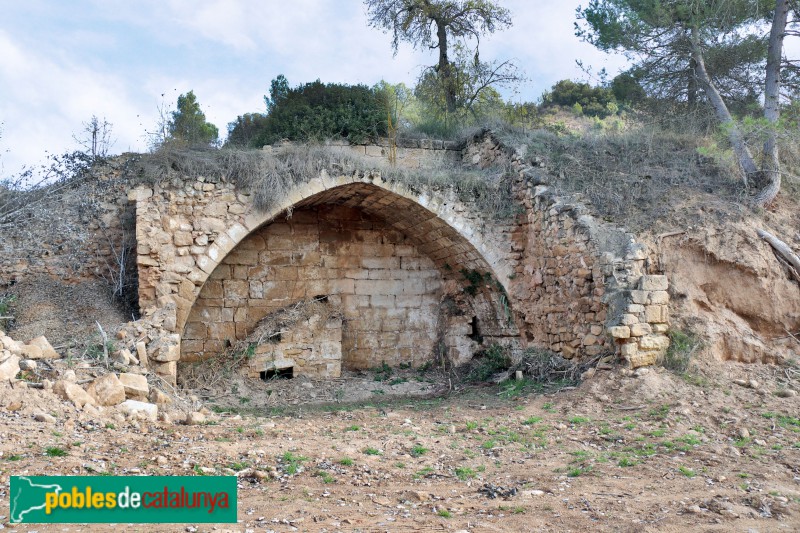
[758,228,800,283]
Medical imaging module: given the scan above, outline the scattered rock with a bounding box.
[112,349,131,366]
[6,400,23,411]
[405,490,429,502]
[748,379,760,389]
[19,344,43,359]
[185,412,206,425]
[521,489,546,498]
[733,379,748,387]
[149,388,172,405]
[0,354,20,381]
[34,412,56,423]
[63,369,77,383]
[119,373,149,400]
[87,373,126,406]
[301,382,314,389]
[53,380,96,409]
[775,389,797,398]
[737,427,750,439]
[26,336,60,359]
[18,359,37,371]
[118,400,158,421]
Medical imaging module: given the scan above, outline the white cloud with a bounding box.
[0,30,150,173]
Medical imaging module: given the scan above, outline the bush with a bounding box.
[466,344,512,382]
[663,330,703,373]
[541,80,618,118]
[227,78,387,147]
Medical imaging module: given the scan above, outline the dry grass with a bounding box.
[128,141,519,220]
[495,125,747,232]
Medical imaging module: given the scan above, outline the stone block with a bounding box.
[644,305,668,323]
[640,275,668,291]
[627,304,645,314]
[26,336,60,359]
[0,354,20,381]
[621,314,639,326]
[118,400,158,421]
[619,342,637,357]
[638,334,670,351]
[648,291,669,304]
[87,374,126,406]
[629,350,659,369]
[629,323,652,337]
[608,326,630,339]
[630,290,649,304]
[54,380,96,409]
[119,373,149,400]
[19,344,43,360]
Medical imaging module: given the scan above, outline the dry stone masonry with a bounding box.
[127,132,671,383]
[1,131,671,386]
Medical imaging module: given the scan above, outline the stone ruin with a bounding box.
[1,131,672,389]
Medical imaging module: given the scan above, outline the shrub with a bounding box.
[541,80,618,118]
[227,78,387,147]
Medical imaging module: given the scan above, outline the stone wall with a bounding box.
[462,133,671,368]
[0,159,136,296]
[6,132,669,384]
[182,205,446,371]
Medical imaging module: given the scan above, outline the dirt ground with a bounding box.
[1,357,799,532]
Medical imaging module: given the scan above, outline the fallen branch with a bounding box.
[757,229,800,282]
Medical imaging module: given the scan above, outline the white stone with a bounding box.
[118,400,158,421]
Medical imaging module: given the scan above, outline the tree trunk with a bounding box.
[754,0,790,207]
[690,26,758,185]
[435,19,457,114]
[687,57,698,111]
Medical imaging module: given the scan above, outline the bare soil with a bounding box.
[1,358,799,532]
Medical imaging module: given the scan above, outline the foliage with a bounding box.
[663,330,703,373]
[466,344,512,381]
[365,0,516,114]
[168,90,219,147]
[541,79,618,118]
[227,77,387,147]
[575,0,772,106]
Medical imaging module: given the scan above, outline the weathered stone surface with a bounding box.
[608,326,631,339]
[185,411,206,425]
[53,380,96,409]
[629,323,652,337]
[0,354,20,381]
[119,373,149,399]
[27,336,60,359]
[1,335,22,355]
[18,344,43,360]
[149,388,172,405]
[34,412,56,423]
[112,349,132,366]
[87,374,126,406]
[639,334,670,351]
[629,350,659,368]
[118,400,158,421]
[640,275,668,291]
[18,359,37,371]
[644,305,669,323]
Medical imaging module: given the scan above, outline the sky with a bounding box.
[0,0,631,174]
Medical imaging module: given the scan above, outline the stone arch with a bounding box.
[166,172,521,378]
